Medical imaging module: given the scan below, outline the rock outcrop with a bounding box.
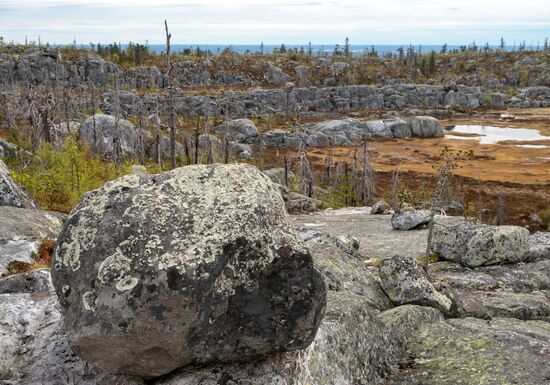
[51,164,327,377]
[0,159,37,209]
[387,317,550,385]
[431,222,530,267]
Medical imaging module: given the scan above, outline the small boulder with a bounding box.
[214,118,259,144]
[266,63,292,85]
[80,114,137,157]
[391,209,431,230]
[408,116,444,137]
[431,222,530,267]
[379,255,452,313]
[0,160,37,209]
[262,167,294,186]
[51,164,326,377]
[306,131,330,147]
[371,200,391,215]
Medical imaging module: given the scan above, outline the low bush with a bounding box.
[541,206,550,231]
[9,138,133,213]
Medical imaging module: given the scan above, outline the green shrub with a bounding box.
[541,207,550,231]
[10,138,133,213]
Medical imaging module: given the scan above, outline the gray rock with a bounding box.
[429,260,550,294]
[297,228,392,310]
[385,119,411,138]
[366,120,394,138]
[391,209,431,230]
[529,213,542,223]
[431,222,530,267]
[285,191,323,213]
[0,206,64,244]
[0,268,52,294]
[306,131,330,147]
[429,260,550,320]
[262,168,295,186]
[379,305,444,355]
[0,207,64,276]
[0,281,144,384]
[156,291,393,385]
[80,114,137,157]
[408,116,444,137]
[387,317,550,385]
[379,256,452,313]
[214,118,260,144]
[0,159,37,209]
[262,129,303,148]
[266,63,292,85]
[371,200,391,215]
[307,118,369,144]
[527,231,550,261]
[454,290,550,321]
[51,164,326,377]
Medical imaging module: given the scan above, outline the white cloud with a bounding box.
[0,0,549,44]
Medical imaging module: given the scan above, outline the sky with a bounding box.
[0,0,549,46]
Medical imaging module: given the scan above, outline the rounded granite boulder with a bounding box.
[51,164,326,377]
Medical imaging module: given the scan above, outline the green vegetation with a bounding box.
[8,138,134,213]
[540,206,550,231]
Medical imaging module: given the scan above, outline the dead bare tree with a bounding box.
[164,20,177,169]
[390,168,401,210]
[425,147,470,269]
[112,73,122,165]
[135,101,146,164]
[298,140,314,198]
[360,141,376,205]
[194,117,200,164]
[496,193,505,225]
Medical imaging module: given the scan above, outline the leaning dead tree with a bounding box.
[165,20,177,169]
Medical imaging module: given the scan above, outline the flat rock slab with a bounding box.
[387,317,550,385]
[0,207,65,276]
[430,260,550,320]
[292,207,461,259]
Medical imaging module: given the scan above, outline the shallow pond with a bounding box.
[445,125,550,146]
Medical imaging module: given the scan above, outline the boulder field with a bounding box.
[0,165,549,384]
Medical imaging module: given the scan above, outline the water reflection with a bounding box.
[445,125,550,146]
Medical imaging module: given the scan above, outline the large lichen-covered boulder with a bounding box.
[431,222,530,267]
[51,164,326,377]
[0,160,37,209]
[379,256,452,313]
[79,114,137,157]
